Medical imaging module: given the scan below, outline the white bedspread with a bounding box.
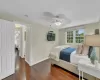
[50,45,70,61]
[50,45,88,64]
[70,51,88,64]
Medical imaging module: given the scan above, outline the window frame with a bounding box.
[65,28,85,44]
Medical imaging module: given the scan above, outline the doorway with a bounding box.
[15,24,27,58]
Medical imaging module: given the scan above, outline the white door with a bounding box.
[19,26,26,58]
[0,20,15,79]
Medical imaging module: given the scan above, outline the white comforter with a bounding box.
[50,45,70,61]
[70,51,88,64]
[50,45,88,64]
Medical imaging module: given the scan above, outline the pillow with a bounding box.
[90,47,97,64]
[88,46,93,58]
[76,45,83,55]
[81,44,89,55]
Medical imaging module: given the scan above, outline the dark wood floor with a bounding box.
[3,53,78,80]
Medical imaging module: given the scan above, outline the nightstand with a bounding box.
[78,58,100,80]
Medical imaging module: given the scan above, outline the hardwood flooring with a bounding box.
[3,53,78,80]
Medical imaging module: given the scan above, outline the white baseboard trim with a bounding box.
[25,59,31,66]
[29,57,49,66]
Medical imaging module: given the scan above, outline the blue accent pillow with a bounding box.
[90,47,97,61]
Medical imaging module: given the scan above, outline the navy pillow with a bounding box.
[88,46,93,58]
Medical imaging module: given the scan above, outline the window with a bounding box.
[75,29,84,43]
[66,29,84,44]
[67,31,73,43]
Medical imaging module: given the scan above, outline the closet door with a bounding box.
[0,20,15,79]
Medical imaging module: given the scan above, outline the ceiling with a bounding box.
[0,0,100,28]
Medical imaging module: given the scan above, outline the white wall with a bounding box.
[59,29,66,45]
[25,26,32,64]
[25,23,59,66]
[59,22,100,45]
[20,25,26,58]
[85,22,100,35]
[85,22,100,60]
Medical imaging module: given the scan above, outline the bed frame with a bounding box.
[51,59,96,80]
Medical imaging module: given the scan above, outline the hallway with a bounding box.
[3,53,78,80]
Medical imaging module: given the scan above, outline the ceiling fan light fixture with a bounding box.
[55,22,62,26]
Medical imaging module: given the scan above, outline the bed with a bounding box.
[50,45,95,80]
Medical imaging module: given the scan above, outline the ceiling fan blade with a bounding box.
[56,14,66,19]
[43,12,54,18]
[56,14,70,20]
[56,14,71,23]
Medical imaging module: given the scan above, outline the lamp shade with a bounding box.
[85,35,100,47]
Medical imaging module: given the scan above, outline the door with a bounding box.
[18,26,26,58]
[0,20,15,79]
[21,26,27,58]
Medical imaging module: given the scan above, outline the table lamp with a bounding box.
[85,35,100,63]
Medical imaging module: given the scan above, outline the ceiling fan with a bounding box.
[42,12,71,26]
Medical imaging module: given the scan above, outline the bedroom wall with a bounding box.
[85,22,100,35]
[59,29,66,45]
[85,22,100,60]
[25,23,59,66]
[59,22,100,45]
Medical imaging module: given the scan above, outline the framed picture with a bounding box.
[95,29,99,35]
